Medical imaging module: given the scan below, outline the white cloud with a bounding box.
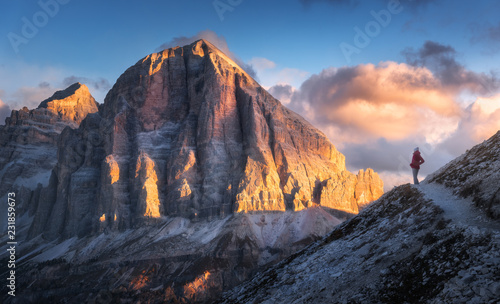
[9,84,57,110]
[249,59,309,91]
[288,62,462,145]
[439,93,500,155]
[248,57,276,71]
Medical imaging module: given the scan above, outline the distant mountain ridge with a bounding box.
[0,40,383,303]
[0,83,97,232]
[22,39,383,241]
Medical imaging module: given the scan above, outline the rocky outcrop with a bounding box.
[29,40,383,240]
[133,151,162,219]
[0,83,98,232]
[355,168,385,210]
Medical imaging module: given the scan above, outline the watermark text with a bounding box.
[8,0,71,54]
[213,0,243,21]
[6,192,16,297]
[340,0,403,63]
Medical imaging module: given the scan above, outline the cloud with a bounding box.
[8,83,57,110]
[156,30,258,80]
[287,62,461,146]
[269,84,295,105]
[279,41,500,190]
[62,76,111,92]
[250,57,309,90]
[0,97,12,125]
[486,22,500,42]
[470,21,500,53]
[439,94,500,155]
[38,81,50,88]
[403,40,500,95]
[248,57,276,71]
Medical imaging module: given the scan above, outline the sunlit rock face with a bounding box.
[355,168,385,210]
[134,151,161,219]
[4,41,387,304]
[38,82,99,125]
[29,40,383,240]
[0,83,98,231]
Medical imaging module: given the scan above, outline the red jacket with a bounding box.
[410,151,425,169]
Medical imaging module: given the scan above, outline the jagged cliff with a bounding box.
[0,40,385,304]
[28,39,383,240]
[0,83,98,231]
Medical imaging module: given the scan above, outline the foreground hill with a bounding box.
[218,131,500,304]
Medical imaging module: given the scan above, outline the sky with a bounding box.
[1,0,500,190]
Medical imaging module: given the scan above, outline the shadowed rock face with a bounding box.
[0,83,98,232]
[29,40,383,240]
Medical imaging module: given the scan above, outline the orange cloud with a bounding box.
[0,97,11,124]
[288,62,462,146]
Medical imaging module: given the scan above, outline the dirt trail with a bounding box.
[418,182,500,232]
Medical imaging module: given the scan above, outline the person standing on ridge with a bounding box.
[410,147,425,185]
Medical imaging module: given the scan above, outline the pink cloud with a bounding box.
[0,97,11,124]
[288,62,462,145]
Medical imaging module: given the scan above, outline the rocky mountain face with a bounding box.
[0,40,384,303]
[0,83,98,232]
[218,130,500,304]
[27,39,383,241]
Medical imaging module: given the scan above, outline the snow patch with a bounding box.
[13,169,52,190]
[31,237,78,262]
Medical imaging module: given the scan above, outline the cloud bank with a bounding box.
[269,41,500,190]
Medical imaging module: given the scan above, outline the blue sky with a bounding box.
[1,0,500,188]
[1,0,498,93]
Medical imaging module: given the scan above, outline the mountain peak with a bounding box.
[38,82,86,109]
[37,82,98,124]
[30,39,384,241]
